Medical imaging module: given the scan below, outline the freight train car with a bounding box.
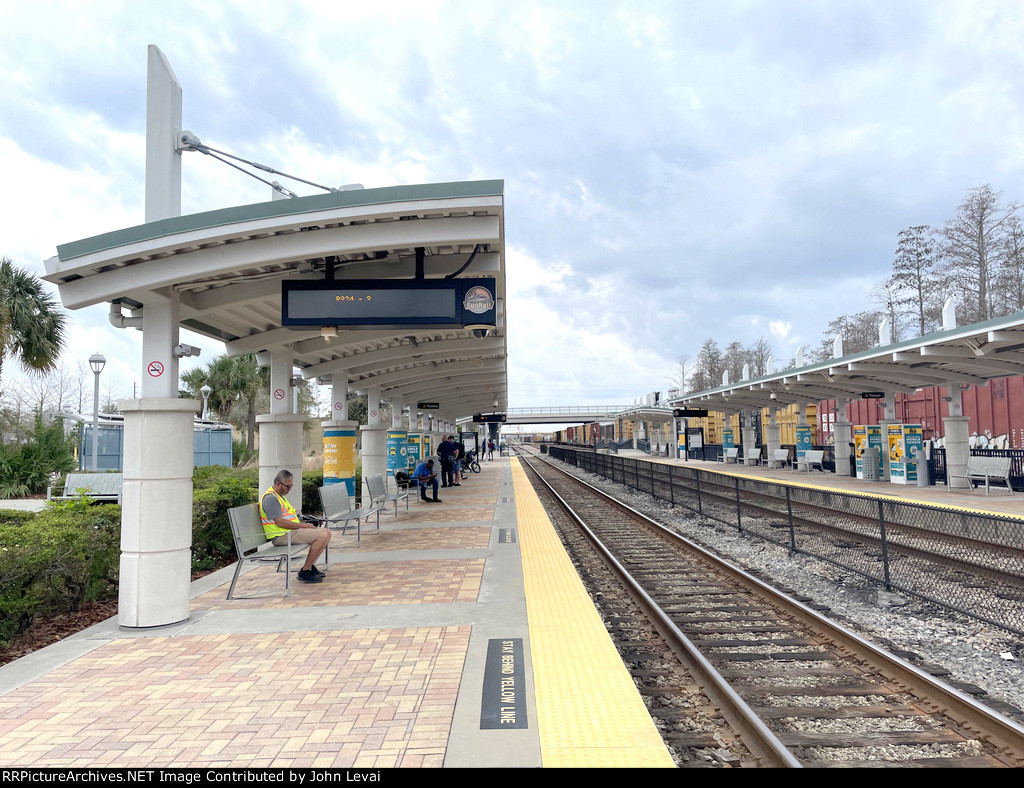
[825,377,1024,450]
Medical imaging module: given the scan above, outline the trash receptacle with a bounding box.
[863,447,881,481]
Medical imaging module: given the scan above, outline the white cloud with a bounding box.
[5,0,1024,410]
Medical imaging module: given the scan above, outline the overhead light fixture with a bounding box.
[321,326,338,343]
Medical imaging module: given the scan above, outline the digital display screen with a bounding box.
[281,278,496,329]
[287,288,457,320]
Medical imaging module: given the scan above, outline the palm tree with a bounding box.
[0,257,67,387]
[181,354,265,450]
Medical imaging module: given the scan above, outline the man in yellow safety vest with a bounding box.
[259,469,331,584]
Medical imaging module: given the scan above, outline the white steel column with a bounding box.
[361,387,386,503]
[944,383,970,489]
[145,45,182,224]
[118,48,193,630]
[258,350,304,509]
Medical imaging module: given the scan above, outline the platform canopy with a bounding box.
[44,180,507,419]
[671,309,1024,413]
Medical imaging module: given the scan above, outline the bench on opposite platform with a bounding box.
[796,450,825,472]
[948,456,1013,496]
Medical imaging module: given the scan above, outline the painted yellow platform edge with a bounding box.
[511,458,675,769]
[648,456,1024,521]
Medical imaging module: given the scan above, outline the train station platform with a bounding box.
[0,457,675,770]
[611,449,1024,519]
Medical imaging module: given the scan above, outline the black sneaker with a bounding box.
[309,565,326,578]
[298,568,323,583]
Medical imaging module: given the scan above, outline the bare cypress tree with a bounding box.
[747,337,774,377]
[994,215,1024,316]
[891,224,939,335]
[871,276,905,342]
[937,185,1019,323]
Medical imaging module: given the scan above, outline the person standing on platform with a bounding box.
[438,435,456,488]
[453,436,465,486]
[259,470,331,583]
[413,458,441,502]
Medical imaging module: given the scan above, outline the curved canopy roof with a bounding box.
[672,310,1024,413]
[44,180,507,419]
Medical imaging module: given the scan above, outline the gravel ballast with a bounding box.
[552,459,1024,720]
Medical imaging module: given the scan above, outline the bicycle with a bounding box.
[465,450,481,473]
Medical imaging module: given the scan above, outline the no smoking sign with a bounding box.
[147,361,164,377]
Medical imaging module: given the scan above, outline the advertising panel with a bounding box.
[323,427,357,495]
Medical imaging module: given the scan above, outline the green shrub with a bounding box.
[302,469,324,514]
[191,475,259,572]
[0,412,76,498]
[0,501,120,647]
[192,464,258,491]
[232,440,257,468]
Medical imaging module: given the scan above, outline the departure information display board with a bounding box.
[282,278,497,329]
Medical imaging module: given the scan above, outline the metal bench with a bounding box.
[949,456,1013,495]
[720,448,739,464]
[366,472,412,518]
[766,449,791,469]
[796,449,825,472]
[742,449,762,466]
[315,483,382,544]
[226,503,319,599]
[47,472,123,503]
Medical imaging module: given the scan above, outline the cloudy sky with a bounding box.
[4,0,1024,412]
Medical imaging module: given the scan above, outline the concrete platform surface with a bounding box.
[0,457,674,770]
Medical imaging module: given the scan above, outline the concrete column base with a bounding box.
[943,416,971,489]
[257,413,306,509]
[765,424,781,457]
[360,425,387,503]
[118,398,198,629]
[834,419,853,478]
[741,427,756,461]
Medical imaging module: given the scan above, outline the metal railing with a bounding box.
[548,447,1024,636]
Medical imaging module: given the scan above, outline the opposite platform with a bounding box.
[0,457,673,769]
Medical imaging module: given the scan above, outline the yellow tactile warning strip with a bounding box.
[0,627,469,768]
[511,458,675,768]
[192,558,485,611]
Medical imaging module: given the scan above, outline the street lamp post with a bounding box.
[89,353,106,472]
[201,385,212,421]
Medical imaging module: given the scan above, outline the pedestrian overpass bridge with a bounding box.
[502,406,629,424]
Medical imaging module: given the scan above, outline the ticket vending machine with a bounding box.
[795,424,813,462]
[854,425,883,481]
[386,430,408,482]
[888,424,924,484]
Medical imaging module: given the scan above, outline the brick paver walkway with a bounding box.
[0,627,470,768]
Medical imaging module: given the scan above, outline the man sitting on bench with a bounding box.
[412,458,442,503]
[260,470,332,584]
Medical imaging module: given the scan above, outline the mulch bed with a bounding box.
[0,600,119,668]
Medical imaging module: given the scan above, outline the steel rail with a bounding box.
[516,450,802,768]
[521,448,1024,766]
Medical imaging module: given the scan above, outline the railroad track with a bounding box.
[515,447,1024,768]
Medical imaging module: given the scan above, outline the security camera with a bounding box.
[471,328,489,339]
[769,391,777,401]
[173,344,202,358]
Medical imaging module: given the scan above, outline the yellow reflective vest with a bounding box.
[259,486,300,540]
